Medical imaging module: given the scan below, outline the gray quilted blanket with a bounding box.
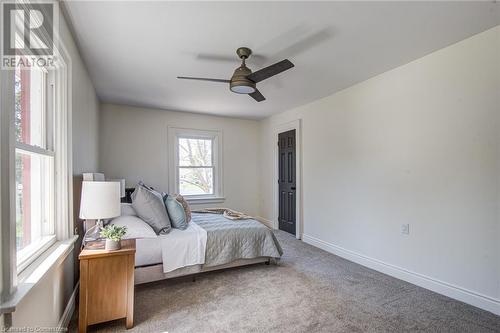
[191,213,283,267]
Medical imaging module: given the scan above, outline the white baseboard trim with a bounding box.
[256,216,274,229]
[302,234,500,316]
[58,281,78,329]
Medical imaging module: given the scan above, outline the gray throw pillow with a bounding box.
[120,203,137,216]
[164,195,188,230]
[131,184,171,234]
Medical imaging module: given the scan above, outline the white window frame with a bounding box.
[168,127,224,204]
[14,66,57,272]
[0,28,73,306]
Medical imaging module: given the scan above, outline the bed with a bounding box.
[111,205,283,285]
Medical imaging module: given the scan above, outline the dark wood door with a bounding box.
[278,129,296,235]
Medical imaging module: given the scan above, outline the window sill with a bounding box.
[186,196,226,205]
[17,235,57,274]
[0,235,78,315]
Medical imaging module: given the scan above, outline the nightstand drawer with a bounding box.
[86,255,129,324]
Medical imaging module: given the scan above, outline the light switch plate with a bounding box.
[401,224,410,235]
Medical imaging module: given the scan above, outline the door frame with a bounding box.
[273,119,302,239]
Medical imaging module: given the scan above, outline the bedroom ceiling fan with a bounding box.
[177,47,294,102]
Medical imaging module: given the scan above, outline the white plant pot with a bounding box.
[105,239,121,251]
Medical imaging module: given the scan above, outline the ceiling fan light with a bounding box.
[230,84,256,94]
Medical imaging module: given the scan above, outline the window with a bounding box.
[169,128,223,202]
[0,4,71,302]
[14,64,56,271]
[179,137,214,195]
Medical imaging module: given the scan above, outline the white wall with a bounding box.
[70,39,100,175]
[11,250,74,327]
[99,104,261,215]
[11,9,100,327]
[259,26,500,313]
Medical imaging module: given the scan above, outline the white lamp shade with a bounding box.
[79,181,121,220]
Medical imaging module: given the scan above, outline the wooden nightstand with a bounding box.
[78,239,136,333]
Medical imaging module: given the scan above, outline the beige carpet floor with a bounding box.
[71,230,500,333]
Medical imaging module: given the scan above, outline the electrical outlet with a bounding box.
[401,224,410,235]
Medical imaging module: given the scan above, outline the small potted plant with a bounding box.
[100,224,127,251]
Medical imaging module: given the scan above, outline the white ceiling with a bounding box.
[63,1,499,119]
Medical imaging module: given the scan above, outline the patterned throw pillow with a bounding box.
[174,194,191,223]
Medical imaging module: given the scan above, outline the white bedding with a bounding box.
[135,237,162,266]
[131,225,208,271]
[127,224,208,270]
[111,207,208,271]
[160,222,207,273]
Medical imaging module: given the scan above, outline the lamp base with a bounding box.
[82,219,104,249]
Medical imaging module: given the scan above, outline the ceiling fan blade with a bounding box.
[197,54,237,63]
[246,59,294,83]
[177,76,230,83]
[249,89,266,102]
[197,53,268,66]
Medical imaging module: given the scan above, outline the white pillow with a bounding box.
[110,215,157,239]
[120,203,137,216]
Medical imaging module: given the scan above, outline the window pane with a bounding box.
[15,66,45,148]
[179,167,213,195]
[178,138,212,166]
[15,150,53,254]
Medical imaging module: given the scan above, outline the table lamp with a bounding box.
[79,181,121,247]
